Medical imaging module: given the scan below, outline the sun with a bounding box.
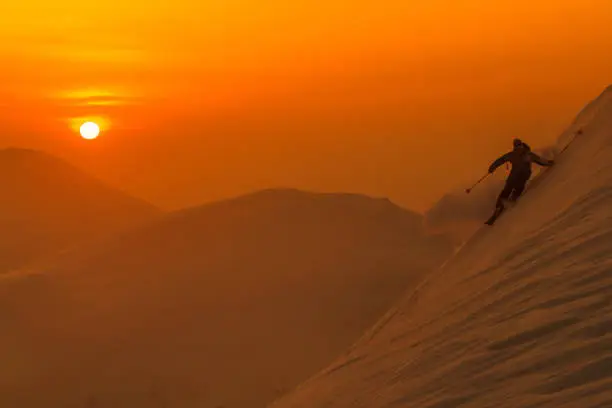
[80,121,100,140]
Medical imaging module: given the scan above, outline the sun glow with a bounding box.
[80,122,100,140]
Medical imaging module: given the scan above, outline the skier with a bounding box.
[485,138,554,225]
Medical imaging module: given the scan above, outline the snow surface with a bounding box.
[270,86,612,407]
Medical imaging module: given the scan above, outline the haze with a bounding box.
[1,0,611,212]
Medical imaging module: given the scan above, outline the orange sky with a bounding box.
[1,0,611,212]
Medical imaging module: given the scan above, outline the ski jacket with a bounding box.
[488,145,552,177]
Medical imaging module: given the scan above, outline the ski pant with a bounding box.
[496,171,531,209]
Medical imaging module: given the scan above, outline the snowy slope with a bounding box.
[270,85,612,408]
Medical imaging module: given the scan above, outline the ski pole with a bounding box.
[465,173,489,194]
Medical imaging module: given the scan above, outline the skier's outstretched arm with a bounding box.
[530,152,554,167]
[488,153,511,173]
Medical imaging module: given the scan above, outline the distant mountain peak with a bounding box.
[219,187,400,209]
[0,148,160,273]
[0,146,52,158]
[0,147,80,171]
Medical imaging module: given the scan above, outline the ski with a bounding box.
[485,205,505,225]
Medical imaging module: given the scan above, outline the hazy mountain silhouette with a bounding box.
[0,188,452,408]
[0,148,160,273]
